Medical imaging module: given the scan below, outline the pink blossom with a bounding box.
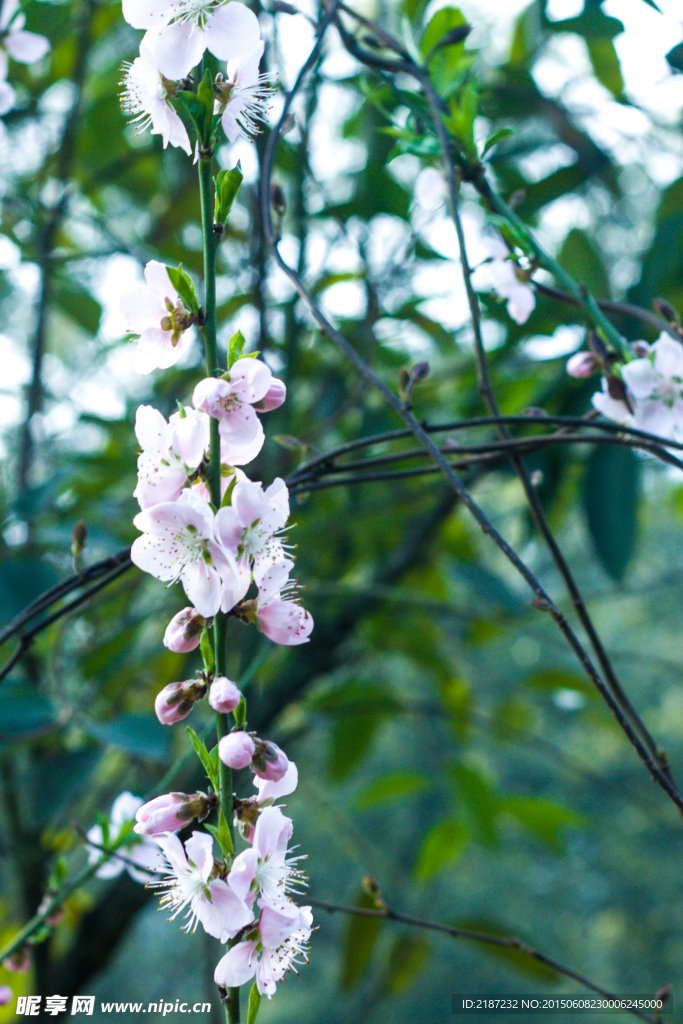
[253,564,313,646]
[0,985,11,1006]
[228,806,302,909]
[215,476,291,609]
[124,2,261,82]
[208,675,242,713]
[163,606,205,653]
[217,41,274,143]
[150,831,254,941]
[0,0,49,70]
[86,792,161,884]
[120,36,191,154]
[213,899,313,998]
[471,236,535,325]
[566,351,597,379]
[218,731,255,769]
[134,404,209,509]
[193,358,279,448]
[120,260,195,375]
[131,489,239,617]
[155,679,205,725]
[134,791,214,835]
[592,333,683,442]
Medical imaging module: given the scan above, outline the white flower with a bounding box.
[134,404,209,509]
[471,236,535,325]
[592,334,683,442]
[120,36,192,154]
[413,166,447,212]
[216,41,274,143]
[228,806,305,910]
[0,0,49,74]
[120,260,196,374]
[214,475,290,610]
[213,899,313,998]
[193,358,278,443]
[131,488,239,616]
[86,792,161,884]
[150,831,254,940]
[123,1,262,82]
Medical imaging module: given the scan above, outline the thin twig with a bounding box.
[307,897,657,1024]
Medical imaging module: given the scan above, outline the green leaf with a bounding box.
[414,818,468,882]
[450,763,499,847]
[549,10,623,40]
[234,696,247,728]
[582,444,640,582]
[557,228,609,300]
[247,982,261,1024]
[525,668,596,699]
[54,275,102,334]
[340,889,385,990]
[166,264,199,314]
[666,42,683,73]
[382,934,429,995]
[455,918,559,980]
[330,714,380,781]
[215,163,243,226]
[200,628,214,674]
[84,715,170,762]
[420,6,468,59]
[186,726,220,789]
[480,127,513,159]
[501,795,583,854]
[353,771,430,811]
[586,38,625,101]
[218,809,234,856]
[227,330,246,368]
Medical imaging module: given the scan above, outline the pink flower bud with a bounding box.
[3,948,31,973]
[163,607,205,653]
[218,731,256,769]
[566,351,597,379]
[208,676,242,713]
[37,895,64,927]
[0,986,12,1007]
[154,679,205,725]
[134,791,215,835]
[252,740,289,782]
[260,377,286,412]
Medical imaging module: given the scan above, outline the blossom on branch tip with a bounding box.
[163,606,206,653]
[85,792,161,884]
[208,674,242,713]
[215,41,275,144]
[120,260,196,375]
[0,0,50,70]
[134,791,216,835]
[218,730,255,769]
[154,678,206,724]
[120,37,191,154]
[131,489,239,617]
[213,899,313,998]
[470,235,535,325]
[124,1,262,82]
[591,333,683,442]
[150,831,254,941]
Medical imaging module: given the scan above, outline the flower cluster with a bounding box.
[570,332,683,445]
[0,0,50,140]
[120,0,274,152]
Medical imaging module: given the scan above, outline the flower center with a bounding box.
[175,0,218,27]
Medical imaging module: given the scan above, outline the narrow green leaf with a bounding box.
[354,772,430,811]
[340,889,385,990]
[383,935,429,995]
[227,330,246,368]
[186,726,219,789]
[666,42,683,73]
[582,444,640,582]
[166,264,199,313]
[414,819,468,882]
[247,982,261,1024]
[218,809,234,856]
[234,697,247,728]
[215,163,243,226]
[480,127,513,158]
[502,795,583,854]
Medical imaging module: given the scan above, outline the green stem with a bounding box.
[198,146,240,1024]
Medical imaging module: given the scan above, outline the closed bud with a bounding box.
[271,183,286,217]
[134,790,216,835]
[208,676,242,713]
[653,299,679,325]
[252,739,289,782]
[37,895,64,927]
[154,679,206,725]
[163,607,206,653]
[0,987,11,1007]
[218,731,255,769]
[566,351,597,378]
[71,519,88,559]
[3,948,31,974]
